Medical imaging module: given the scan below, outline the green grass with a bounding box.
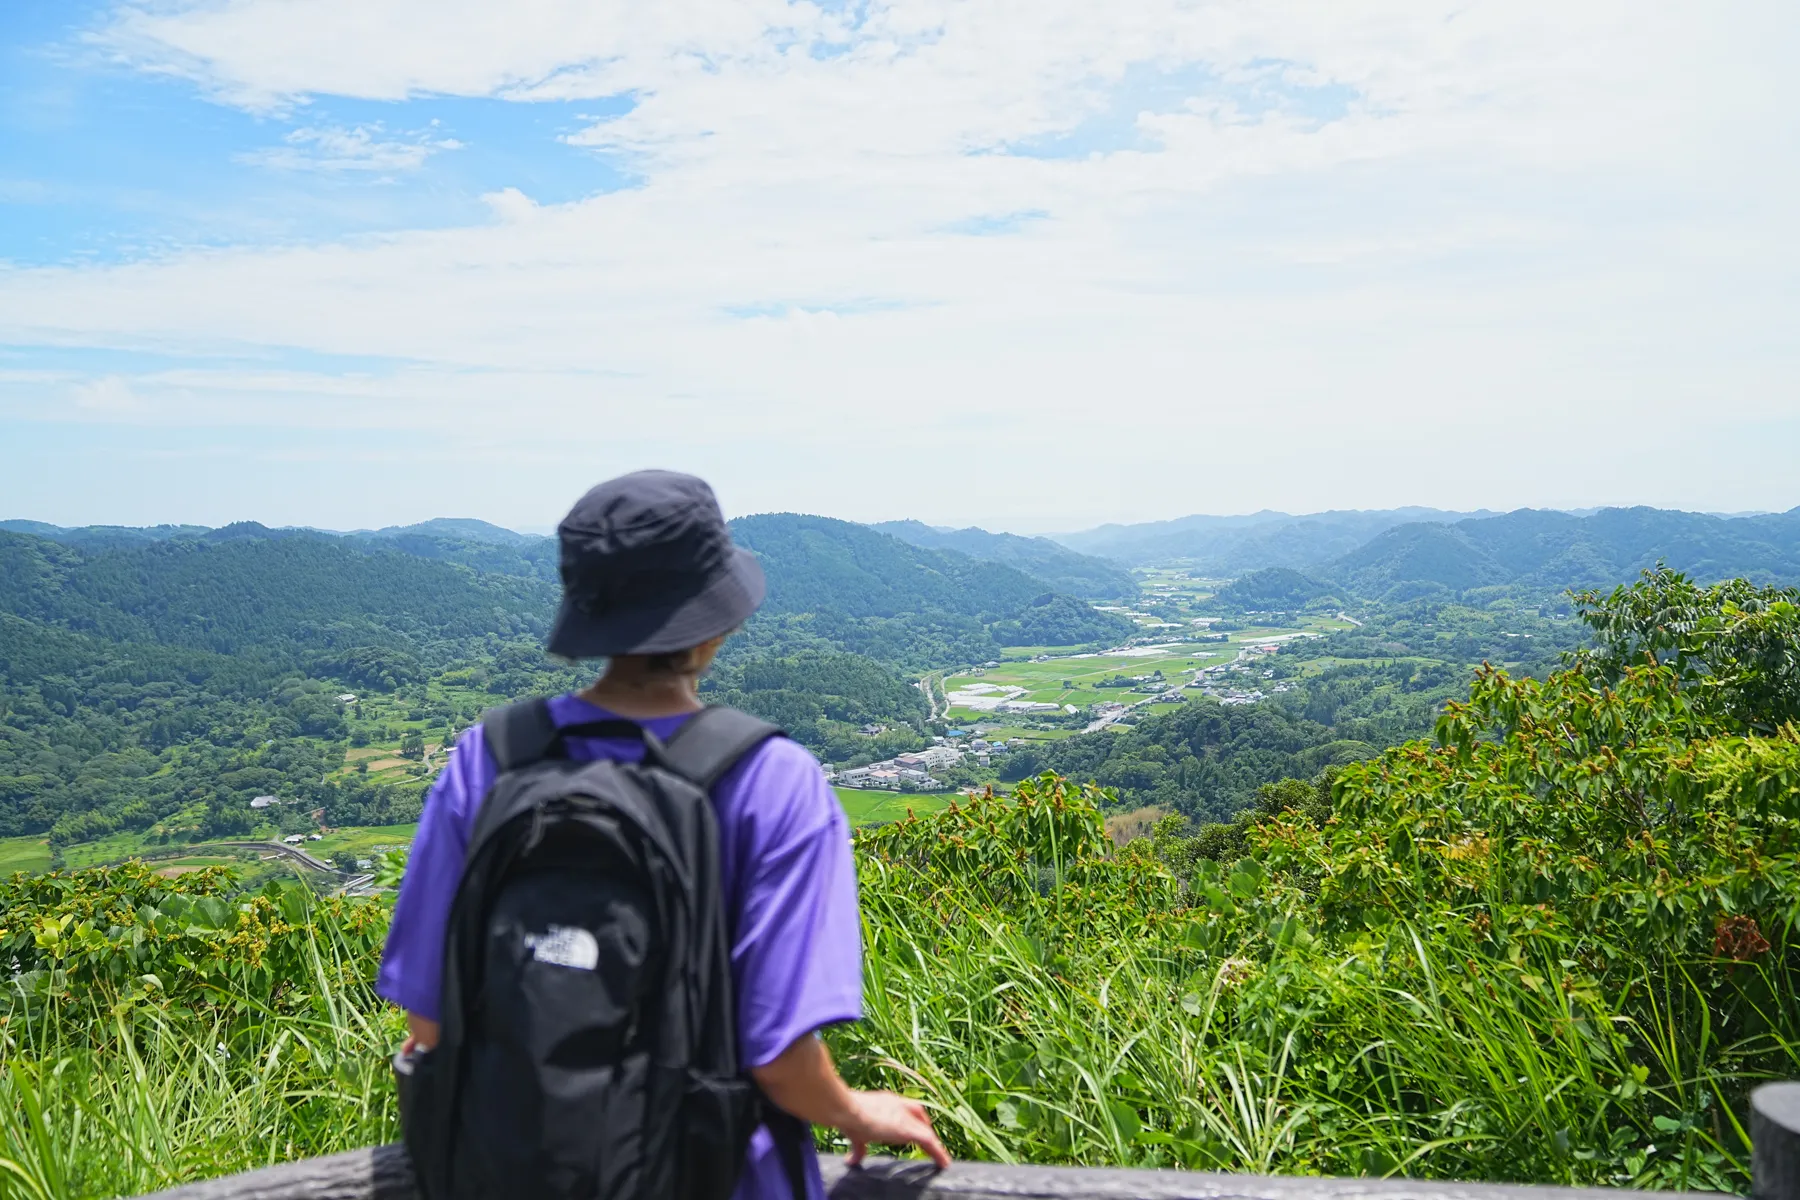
[19,796,943,886]
[60,831,191,870]
[1,770,1782,1194]
[309,824,420,862]
[0,835,50,875]
[965,725,1080,743]
[0,886,402,1197]
[834,788,952,826]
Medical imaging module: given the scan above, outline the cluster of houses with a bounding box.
[828,733,1028,791]
[1184,642,1299,706]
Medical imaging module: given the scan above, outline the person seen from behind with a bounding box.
[378,470,948,1198]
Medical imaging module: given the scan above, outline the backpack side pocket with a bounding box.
[395,1046,446,1199]
[677,1069,760,1200]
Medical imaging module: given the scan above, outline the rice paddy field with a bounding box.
[946,616,1352,722]
[833,787,952,826]
[0,834,49,875]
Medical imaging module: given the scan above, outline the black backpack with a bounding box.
[399,701,811,1200]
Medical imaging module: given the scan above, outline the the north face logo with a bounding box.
[524,925,600,970]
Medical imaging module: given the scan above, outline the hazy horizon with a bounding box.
[6,500,1794,544]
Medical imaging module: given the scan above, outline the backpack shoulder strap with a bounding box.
[661,705,785,789]
[480,697,560,773]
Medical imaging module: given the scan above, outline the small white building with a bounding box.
[282,834,306,845]
[250,795,279,809]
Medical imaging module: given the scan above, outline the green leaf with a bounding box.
[1108,1099,1141,1144]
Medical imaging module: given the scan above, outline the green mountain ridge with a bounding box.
[0,514,1136,843]
[1329,506,1800,599]
[868,519,1136,599]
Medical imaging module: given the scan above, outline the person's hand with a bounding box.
[841,1090,951,1168]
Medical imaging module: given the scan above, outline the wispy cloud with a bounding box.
[238,123,462,173]
[1,0,1795,528]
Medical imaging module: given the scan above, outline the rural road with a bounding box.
[917,674,945,721]
[1083,680,1188,733]
[204,839,342,873]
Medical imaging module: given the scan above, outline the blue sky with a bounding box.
[0,0,1795,533]
[1,0,635,265]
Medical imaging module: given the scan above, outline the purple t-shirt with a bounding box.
[377,694,863,1200]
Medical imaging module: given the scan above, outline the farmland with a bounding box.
[944,615,1357,722]
[1,796,934,887]
[833,787,950,825]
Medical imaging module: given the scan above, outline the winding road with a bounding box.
[202,839,342,873]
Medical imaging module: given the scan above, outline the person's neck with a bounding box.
[576,674,705,721]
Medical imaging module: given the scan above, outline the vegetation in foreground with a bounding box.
[2,571,1797,1197]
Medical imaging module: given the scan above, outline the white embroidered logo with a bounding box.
[524,925,600,970]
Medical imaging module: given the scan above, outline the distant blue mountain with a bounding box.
[1050,508,1496,571]
[359,518,539,547]
[0,520,213,549]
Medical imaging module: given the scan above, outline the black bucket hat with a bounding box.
[545,470,765,658]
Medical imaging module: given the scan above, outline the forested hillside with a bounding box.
[1005,700,1376,823]
[870,519,1136,598]
[0,515,1136,848]
[0,529,580,843]
[1207,566,1336,611]
[731,513,1135,662]
[1332,506,1800,598]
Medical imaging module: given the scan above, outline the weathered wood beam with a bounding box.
[129,1145,1650,1200]
[1755,1082,1800,1200]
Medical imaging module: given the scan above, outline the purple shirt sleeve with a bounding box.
[376,727,493,1020]
[715,737,864,1067]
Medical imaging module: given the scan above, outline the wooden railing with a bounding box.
[131,1083,1800,1200]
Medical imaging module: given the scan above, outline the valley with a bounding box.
[2,504,1797,1194]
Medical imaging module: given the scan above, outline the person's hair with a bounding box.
[639,648,702,676]
[609,646,705,677]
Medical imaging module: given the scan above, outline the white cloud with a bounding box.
[5,0,1797,527]
[238,123,462,172]
[481,187,541,223]
[69,374,145,413]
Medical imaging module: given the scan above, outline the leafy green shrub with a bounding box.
[4,571,1797,1193]
[0,865,401,1196]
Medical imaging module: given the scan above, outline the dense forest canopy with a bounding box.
[1330,507,1800,598]
[0,515,1137,845]
[5,502,1797,859]
[1208,567,1336,611]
